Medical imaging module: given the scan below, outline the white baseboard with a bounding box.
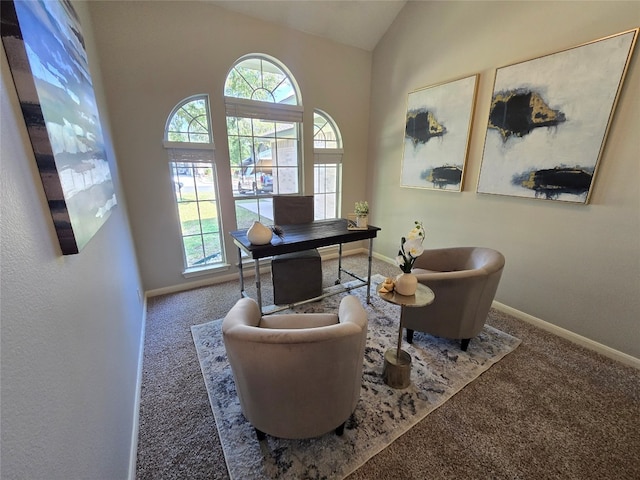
[319,246,367,261]
[132,252,638,478]
[145,247,366,298]
[492,301,640,370]
[372,253,638,369]
[145,251,639,369]
[128,296,148,480]
[147,270,254,298]
[372,251,396,265]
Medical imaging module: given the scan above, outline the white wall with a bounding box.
[0,2,144,478]
[368,1,640,357]
[88,1,373,292]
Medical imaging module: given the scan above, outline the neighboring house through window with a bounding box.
[224,54,303,229]
[313,109,343,220]
[163,95,224,272]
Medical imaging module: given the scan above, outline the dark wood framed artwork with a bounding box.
[477,29,638,204]
[1,0,117,254]
[400,74,478,192]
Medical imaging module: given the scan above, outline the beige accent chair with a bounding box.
[222,295,368,440]
[270,195,323,305]
[404,247,505,351]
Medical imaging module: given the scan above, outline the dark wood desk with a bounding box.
[230,219,381,313]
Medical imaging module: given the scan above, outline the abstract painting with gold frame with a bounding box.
[1,0,117,254]
[400,74,478,192]
[477,29,638,204]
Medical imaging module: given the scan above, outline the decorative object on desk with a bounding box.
[246,221,272,245]
[354,200,369,216]
[395,221,426,295]
[477,28,638,204]
[401,74,478,192]
[270,225,285,240]
[378,277,395,293]
[1,0,118,255]
[354,200,369,228]
[346,214,368,230]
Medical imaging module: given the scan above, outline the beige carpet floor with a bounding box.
[136,254,640,479]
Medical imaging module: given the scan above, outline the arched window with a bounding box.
[166,96,211,143]
[224,54,303,228]
[163,95,224,272]
[313,109,343,220]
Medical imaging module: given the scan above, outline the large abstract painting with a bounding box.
[477,29,638,204]
[400,74,478,192]
[1,0,117,254]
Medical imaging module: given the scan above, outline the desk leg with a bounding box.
[366,237,374,304]
[237,247,245,299]
[254,259,262,312]
[336,243,343,285]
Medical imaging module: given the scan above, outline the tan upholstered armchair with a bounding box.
[222,295,368,440]
[403,247,505,351]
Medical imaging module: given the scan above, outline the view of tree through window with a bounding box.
[164,96,223,271]
[225,57,297,104]
[162,58,342,273]
[225,55,302,229]
[166,98,210,143]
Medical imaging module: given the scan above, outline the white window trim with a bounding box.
[182,262,231,278]
[163,141,215,163]
[225,96,303,123]
[163,141,215,150]
[313,148,344,164]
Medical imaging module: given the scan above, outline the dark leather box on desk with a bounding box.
[271,249,322,305]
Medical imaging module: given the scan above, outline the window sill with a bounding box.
[182,263,231,279]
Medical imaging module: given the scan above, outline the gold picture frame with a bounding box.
[477,28,638,204]
[400,74,479,192]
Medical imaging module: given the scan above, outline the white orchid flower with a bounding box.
[403,238,424,258]
[406,227,422,241]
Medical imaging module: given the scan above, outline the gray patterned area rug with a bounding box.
[191,276,521,480]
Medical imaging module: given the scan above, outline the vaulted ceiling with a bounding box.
[209,1,407,51]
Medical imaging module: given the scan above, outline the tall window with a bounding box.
[224,55,303,229]
[313,110,343,220]
[164,95,224,271]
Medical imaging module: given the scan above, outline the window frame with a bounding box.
[163,95,227,275]
[224,54,304,230]
[313,109,344,220]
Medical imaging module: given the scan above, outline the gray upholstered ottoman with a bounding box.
[271,249,323,305]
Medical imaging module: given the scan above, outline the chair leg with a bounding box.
[335,421,346,436]
[406,328,414,344]
[255,428,266,441]
[461,338,470,351]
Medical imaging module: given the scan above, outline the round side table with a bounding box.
[378,282,435,388]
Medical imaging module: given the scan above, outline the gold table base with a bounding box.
[383,348,412,389]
